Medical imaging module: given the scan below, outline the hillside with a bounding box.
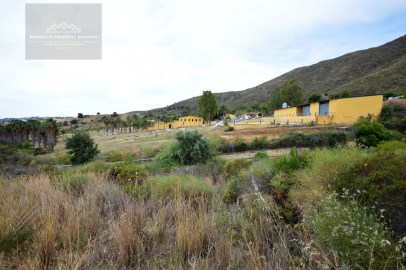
[146,35,406,115]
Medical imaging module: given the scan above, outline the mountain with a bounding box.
[137,35,406,115]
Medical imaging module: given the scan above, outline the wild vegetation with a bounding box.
[0,113,405,269]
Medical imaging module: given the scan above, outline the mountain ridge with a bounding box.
[132,35,406,115]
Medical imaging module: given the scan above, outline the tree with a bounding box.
[78,113,84,118]
[198,90,218,121]
[65,132,99,165]
[307,93,322,103]
[279,80,303,107]
[112,112,119,117]
[268,87,283,113]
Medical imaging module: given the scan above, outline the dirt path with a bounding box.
[220,147,309,160]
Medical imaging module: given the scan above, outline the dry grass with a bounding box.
[0,168,334,269]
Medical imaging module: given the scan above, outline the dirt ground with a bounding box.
[218,125,335,142]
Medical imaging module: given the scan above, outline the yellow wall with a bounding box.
[329,95,383,124]
[242,95,383,126]
[147,116,205,131]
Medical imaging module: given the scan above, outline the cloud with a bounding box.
[0,0,405,117]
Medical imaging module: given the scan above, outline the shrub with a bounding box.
[273,148,308,173]
[152,142,181,169]
[234,138,249,152]
[351,118,391,147]
[377,140,406,151]
[306,194,401,270]
[224,158,252,180]
[57,152,71,165]
[270,131,348,149]
[110,162,148,183]
[146,175,212,201]
[65,132,100,165]
[330,149,406,236]
[175,131,213,165]
[251,136,269,149]
[253,151,269,160]
[33,147,47,156]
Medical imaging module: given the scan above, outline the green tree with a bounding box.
[198,90,218,121]
[307,93,322,103]
[65,132,100,165]
[77,113,84,118]
[268,87,283,113]
[279,80,304,107]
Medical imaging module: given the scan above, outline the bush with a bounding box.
[330,149,406,236]
[253,151,269,160]
[273,148,308,173]
[224,158,252,180]
[234,138,249,152]
[146,175,212,201]
[109,162,147,183]
[270,131,347,149]
[65,132,100,165]
[33,147,47,156]
[251,136,269,149]
[152,142,181,169]
[351,118,391,147]
[57,152,71,165]
[175,131,213,165]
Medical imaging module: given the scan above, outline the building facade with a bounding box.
[272,95,383,125]
[147,116,206,131]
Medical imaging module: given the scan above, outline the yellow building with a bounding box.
[272,95,383,125]
[147,116,206,131]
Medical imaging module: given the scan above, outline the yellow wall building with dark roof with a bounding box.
[271,95,383,125]
[147,116,206,131]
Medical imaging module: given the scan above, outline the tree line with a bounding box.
[0,119,58,151]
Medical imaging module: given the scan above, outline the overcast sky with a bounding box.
[0,0,405,118]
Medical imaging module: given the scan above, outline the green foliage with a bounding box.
[65,132,100,165]
[103,151,125,162]
[273,148,308,173]
[253,151,269,160]
[33,147,47,155]
[251,136,269,150]
[377,140,406,151]
[109,162,147,182]
[0,228,33,255]
[279,80,304,107]
[378,103,406,133]
[270,131,348,149]
[152,142,181,169]
[233,138,249,152]
[57,152,71,165]
[306,194,400,270]
[307,93,322,103]
[198,90,218,121]
[330,149,406,236]
[224,158,252,180]
[146,175,212,201]
[351,118,391,147]
[77,113,84,118]
[175,130,213,165]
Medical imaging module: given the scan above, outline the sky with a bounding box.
[0,0,405,118]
